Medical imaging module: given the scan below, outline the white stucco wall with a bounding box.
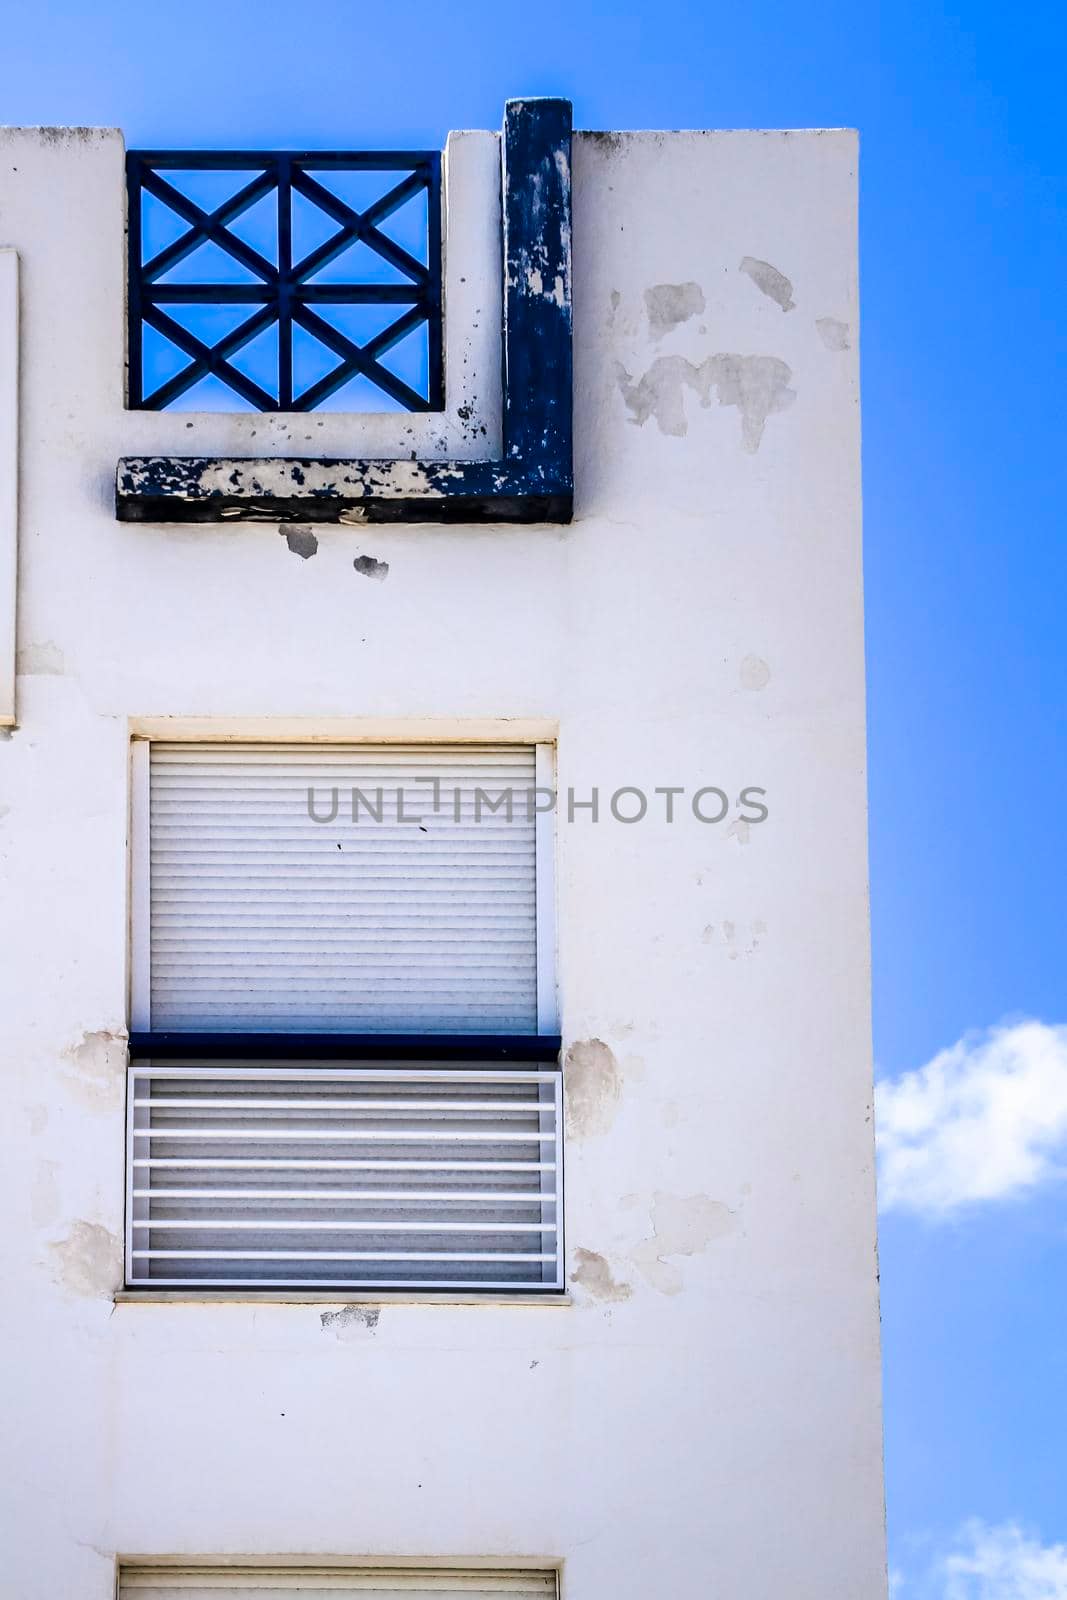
[0,123,883,1598]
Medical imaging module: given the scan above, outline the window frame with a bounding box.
[124,734,563,1299]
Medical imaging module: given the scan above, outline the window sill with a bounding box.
[113,1289,572,1307]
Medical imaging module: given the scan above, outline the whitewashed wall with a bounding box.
[0,123,883,1599]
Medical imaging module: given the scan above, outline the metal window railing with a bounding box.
[125,1062,564,1292]
[126,150,443,413]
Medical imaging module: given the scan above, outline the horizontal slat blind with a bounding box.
[147,743,540,1033]
[126,1063,563,1291]
[119,1570,557,1596]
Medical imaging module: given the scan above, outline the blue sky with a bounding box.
[2,2,1065,1593]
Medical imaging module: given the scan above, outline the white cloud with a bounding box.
[937,1521,1067,1600]
[876,1021,1067,1216]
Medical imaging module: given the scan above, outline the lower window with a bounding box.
[125,1061,563,1292]
[118,1569,558,1597]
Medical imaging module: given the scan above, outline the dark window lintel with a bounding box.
[129,1031,563,1064]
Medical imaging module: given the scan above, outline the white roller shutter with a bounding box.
[139,743,550,1034]
[118,1569,557,1596]
[125,1062,563,1291]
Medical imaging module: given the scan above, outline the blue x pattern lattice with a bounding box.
[126,151,443,412]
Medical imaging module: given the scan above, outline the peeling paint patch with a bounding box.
[352,555,389,582]
[740,654,771,690]
[572,1247,632,1302]
[16,640,65,676]
[739,256,796,312]
[702,920,765,958]
[616,354,796,451]
[49,1220,123,1298]
[280,525,318,559]
[522,266,566,309]
[616,357,690,437]
[644,281,705,339]
[320,1304,380,1341]
[816,316,850,351]
[632,1192,738,1294]
[63,1028,128,1110]
[564,1038,621,1138]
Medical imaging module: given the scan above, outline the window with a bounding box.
[126,740,562,1294]
[118,1568,558,1597]
[131,742,556,1035]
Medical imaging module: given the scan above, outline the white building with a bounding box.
[0,101,884,1600]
